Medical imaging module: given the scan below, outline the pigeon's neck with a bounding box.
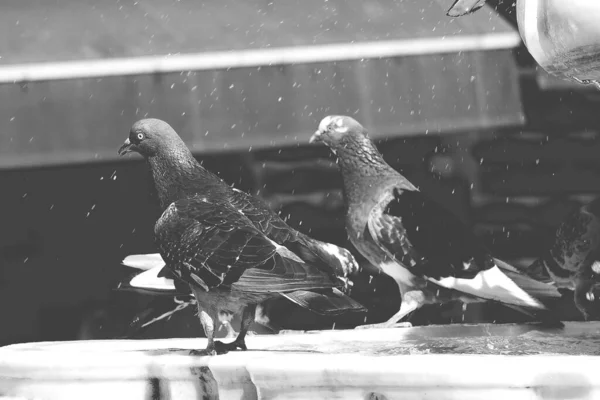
[335,138,396,205]
[147,147,222,210]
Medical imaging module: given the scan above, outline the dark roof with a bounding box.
[0,0,523,169]
[1,0,516,65]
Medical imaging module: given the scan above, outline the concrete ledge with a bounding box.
[1,322,600,400]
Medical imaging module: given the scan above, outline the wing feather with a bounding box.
[155,195,337,293]
[367,187,547,308]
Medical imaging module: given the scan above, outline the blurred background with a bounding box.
[1,0,598,346]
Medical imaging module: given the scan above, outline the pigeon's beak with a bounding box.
[118,138,136,156]
[309,130,323,144]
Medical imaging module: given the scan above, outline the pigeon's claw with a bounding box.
[189,348,218,356]
[214,339,247,353]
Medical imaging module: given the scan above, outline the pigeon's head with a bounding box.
[118,118,186,158]
[310,115,368,149]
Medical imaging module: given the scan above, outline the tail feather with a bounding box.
[232,250,338,293]
[493,258,561,300]
[280,288,367,316]
[129,266,177,292]
[117,266,193,296]
[432,264,546,309]
[491,258,564,327]
[121,253,165,270]
[503,304,565,329]
[521,257,554,285]
[120,249,367,317]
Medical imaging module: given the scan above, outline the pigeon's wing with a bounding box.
[155,196,336,293]
[121,253,165,271]
[367,186,545,308]
[228,188,297,242]
[228,188,359,280]
[368,187,494,279]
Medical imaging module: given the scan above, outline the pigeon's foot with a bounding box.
[355,321,413,330]
[189,348,218,356]
[189,340,234,356]
[214,338,247,353]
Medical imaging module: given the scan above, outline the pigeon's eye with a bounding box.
[137,133,144,141]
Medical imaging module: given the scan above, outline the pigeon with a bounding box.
[446,0,487,17]
[121,119,359,285]
[310,115,562,329]
[117,119,365,320]
[525,199,600,319]
[118,120,365,354]
[162,194,350,354]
